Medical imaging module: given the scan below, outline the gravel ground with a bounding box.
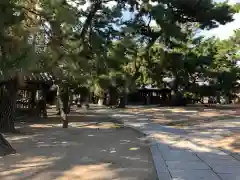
[0,119,157,180]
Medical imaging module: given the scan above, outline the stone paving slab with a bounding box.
[201,159,240,167]
[160,150,200,161]
[166,161,210,170]
[197,152,237,161]
[212,166,240,174]
[170,170,221,180]
[232,153,240,161]
[100,107,240,180]
[151,143,171,180]
[217,173,240,180]
[157,143,171,152]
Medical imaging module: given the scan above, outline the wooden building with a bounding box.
[0,72,55,113]
[127,88,172,105]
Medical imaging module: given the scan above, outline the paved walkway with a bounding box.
[94,107,240,180]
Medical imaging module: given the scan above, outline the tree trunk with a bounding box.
[30,90,36,109]
[56,97,60,115]
[58,86,70,128]
[171,91,186,106]
[221,94,229,104]
[42,86,48,117]
[0,80,17,155]
[216,94,221,104]
[0,133,16,156]
[57,96,69,128]
[56,85,61,114]
[62,96,70,128]
[61,108,68,128]
[0,79,17,132]
[117,95,126,108]
[35,89,47,118]
[69,90,73,106]
[98,98,104,106]
[106,87,118,107]
[146,95,150,105]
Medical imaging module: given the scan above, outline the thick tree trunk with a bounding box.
[58,86,70,128]
[106,88,118,107]
[0,80,17,155]
[30,90,36,109]
[117,95,126,108]
[98,98,104,106]
[55,85,61,114]
[61,108,68,128]
[224,95,230,104]
[106,94,116,107]
[35,89,47,118]
[216,94,221,104]
[171,91,186,106]
[81,95,90,109]
[0,79,17,132]
[42,86,48,116]
[56,97,60,115]
[0,133,16,156]
[57,96,69,128]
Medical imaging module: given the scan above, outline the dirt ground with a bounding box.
[0,117,157,180]
[123,105,240,126]
[121,105,240,153]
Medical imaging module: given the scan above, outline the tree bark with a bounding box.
[0,79,18,132]
[61,108,68,128]
[30,90,36,109]
[56,85,60,114]
[0,133,16,156]
[58,86,70,128]
[224,95,230,104]
[98,98,104,106]
[106,87,118,107]
[117,94,127,108]
[0,80,17,155]
[57,95,69,128]
[79,0,101,43]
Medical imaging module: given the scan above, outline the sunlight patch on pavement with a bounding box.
[57,163,117,180]
[129,147,139,151]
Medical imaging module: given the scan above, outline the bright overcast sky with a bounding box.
[121,0,240,40]
[200,0,240,39]
[70,0,240,39]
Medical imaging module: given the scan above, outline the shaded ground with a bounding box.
[184,119,240,153]
[0,113,157,180]
[121,105,240,126]
[97,105,240,179]
[104,105,240,154]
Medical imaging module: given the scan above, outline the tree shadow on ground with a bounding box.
[151,133,240,180]
[0,113,157,180]
[16,107,116,125]
[105,105,240,154]
[73,104,240,179]
[116,105,240,126]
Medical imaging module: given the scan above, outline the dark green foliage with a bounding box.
[0,0,238,133]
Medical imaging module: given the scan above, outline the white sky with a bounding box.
[128,0,240,39]
[200,13,240,39]
[67,0,240,40]
[200,0,240,39]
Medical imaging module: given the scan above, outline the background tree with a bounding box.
[0,0,238,155]
[0,0,39,132]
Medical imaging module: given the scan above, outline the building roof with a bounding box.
[23,72,55,83]
[0,72,55,86]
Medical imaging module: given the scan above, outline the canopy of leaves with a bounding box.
[0,0,238,100]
